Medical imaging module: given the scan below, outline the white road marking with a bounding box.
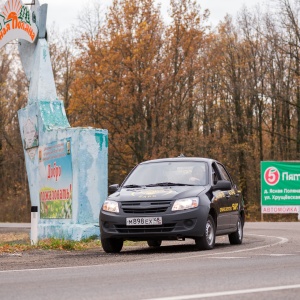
[144,234,288,263]
[209,256,246,259]
[0,233,289,273]
[268,254,295,257]
[143,284,300,300]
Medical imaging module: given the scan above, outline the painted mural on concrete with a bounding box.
[23,117,38,160]
[1,0,108,241]
[39,138,73,219]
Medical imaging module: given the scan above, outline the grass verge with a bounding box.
[0,233,146,253]
[0,233,100,253]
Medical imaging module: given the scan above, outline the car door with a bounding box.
[217,163,239,229]
[211,163,231,232]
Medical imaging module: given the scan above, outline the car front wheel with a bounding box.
[101,237,123,253]
[195,215,215,250]
[228,216,243,245]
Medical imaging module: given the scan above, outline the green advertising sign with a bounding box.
[261,161,300,214]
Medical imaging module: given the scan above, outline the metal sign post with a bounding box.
[31,206,38,245]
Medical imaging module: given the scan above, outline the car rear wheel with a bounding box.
[228,216,243,245]
[101,237,123,253]
[195,215,215,250]
[147,240,162,248]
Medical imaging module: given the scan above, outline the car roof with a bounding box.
[139,157,218,165]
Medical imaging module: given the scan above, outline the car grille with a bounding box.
[121,200,172,214]
[115,223,176,233]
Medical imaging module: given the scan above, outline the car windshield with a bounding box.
[123,161,208,187]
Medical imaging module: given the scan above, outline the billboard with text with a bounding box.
[261,161,300,214]
[39,138,73,219]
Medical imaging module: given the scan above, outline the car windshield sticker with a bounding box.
[131,189,174,198]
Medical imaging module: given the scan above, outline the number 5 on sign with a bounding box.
[264,167,280,186]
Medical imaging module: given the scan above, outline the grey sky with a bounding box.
[43,0,267,31]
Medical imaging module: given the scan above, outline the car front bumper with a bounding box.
[100,205,209,241]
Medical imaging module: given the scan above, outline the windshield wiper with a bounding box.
[146,182,194,187]
[123,184,143,188]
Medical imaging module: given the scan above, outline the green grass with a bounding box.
[0,234,147,253]
[0,234,101,253]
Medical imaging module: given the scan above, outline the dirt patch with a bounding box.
[0,232,30,243]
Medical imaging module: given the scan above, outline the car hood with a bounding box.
[108,186,207,202]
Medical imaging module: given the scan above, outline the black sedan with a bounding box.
[100,157,245,253]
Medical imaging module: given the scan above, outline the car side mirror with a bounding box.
[211,180,231,191]
[108,184,119,194]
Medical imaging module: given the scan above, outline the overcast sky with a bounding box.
[42,0,267,31]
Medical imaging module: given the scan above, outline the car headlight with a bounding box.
[102,200,119,213]
[172,197,199,211]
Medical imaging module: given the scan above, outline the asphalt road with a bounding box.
[1,222,300,300]
[0,223,30,232]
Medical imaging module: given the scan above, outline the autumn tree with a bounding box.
[0,46,30,221]
[275,0,300,159]
[48,28,76,110]
[69,0,166,182]
[159,0,209,156]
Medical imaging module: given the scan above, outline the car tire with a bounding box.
[228,216,243,245]
[195,215,215,250]
[147,240,162,248]
[101,237,123,253]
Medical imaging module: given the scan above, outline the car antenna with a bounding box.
[178,153,185,157]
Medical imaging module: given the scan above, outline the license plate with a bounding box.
[126,217,162,226]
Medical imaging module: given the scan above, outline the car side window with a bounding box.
[217,163,232,183]
[211,163,221,184]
